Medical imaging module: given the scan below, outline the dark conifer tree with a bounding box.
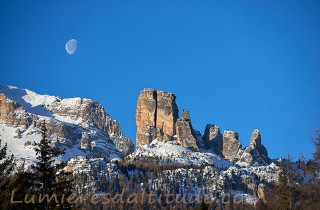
[276,162,293,210]
[0,140,14,180]
[0,139,15,208]
[31,120,73,209]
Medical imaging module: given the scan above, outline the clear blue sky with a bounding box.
[1,0,319,159]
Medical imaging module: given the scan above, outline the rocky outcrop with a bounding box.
[0,94,31,128]
[181,109,190,120]
[106,117,134,155]
[156,90,179,141]
[14,128,22,139]
[106,117,122,136]
[110,136,134,155]
[80,132,91,150]
[137,125,157,147]
[0,85,134,158]
[240,129,271,165]
[203,124,223,154]
[176,110,198,151]
[47,98,107,131]
[136,88,179,147]
[0,94,17,121]
[250,129,262,148]
[222,130,242,161]
[136,89,157,147]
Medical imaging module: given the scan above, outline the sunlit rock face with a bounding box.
[250,129,262,148]
[156,90,179,141]
[136,89,198,150]
[176,110,199,151]
[136,88,179,147]
[0,94,30,128]
[240,129,271,165]
[222,130,242,161]
[135,88,157,147]
[0,85,134,162]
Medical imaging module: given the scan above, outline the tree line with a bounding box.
[0,122,320,210]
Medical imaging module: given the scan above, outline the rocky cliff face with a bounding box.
[222,130,242,161]
[136,89,199,150]
[176,110,198,151]
[0,85,134,162]
[239,129,271,165]
[203,124,223,154]
[135,89,157,147]
[0,94,31,128]
[250,129,262,148]
[156,90,179,141]
[136,88,179,147]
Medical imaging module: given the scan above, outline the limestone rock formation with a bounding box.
[136,89,157,147]
[250,129,262,148]
[176,110,199,151]
[0,94,31,128]
[136,88,178,147]
[14,128,22,139]
[110,136,134,155]
[107,118,134,155]
[136,125,158,147]
[156,90,178,141]
[203,124,223,154]
[80,132,91,150]
[222,130,242,161]
[240,129,271,165]
[192,129,206,149]
[106,118,122,136]
[181,109,190,120]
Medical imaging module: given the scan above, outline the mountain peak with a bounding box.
[0,85,134,164]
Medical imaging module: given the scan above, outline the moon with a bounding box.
[65,39,77,55]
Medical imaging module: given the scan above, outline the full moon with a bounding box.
[65,39,77,55]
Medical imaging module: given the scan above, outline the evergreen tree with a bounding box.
[0,140,14,180]
[0,139,15,208]
[276,162,293,210]
[31,120,73,209]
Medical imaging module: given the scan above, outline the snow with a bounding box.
[0,122,86,165]
[231,190,258,205]
[129,139,231,168]
[0,85,88,126]
[51,114,82,125]
[0,121,123,168]
[0,122,40,164]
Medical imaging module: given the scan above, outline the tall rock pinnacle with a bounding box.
[222,130,242,161]
[136,88,179,147]
[135,89,157,147]
[176,109,199,151]
[155,90,179,141]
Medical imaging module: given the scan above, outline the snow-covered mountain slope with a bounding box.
[127,139,280,180]
[128,139,231,168]
[0,122,101,162]
[0,85,134,163]
[122,139,281,205]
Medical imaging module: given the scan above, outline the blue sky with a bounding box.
[1,0,319,159]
